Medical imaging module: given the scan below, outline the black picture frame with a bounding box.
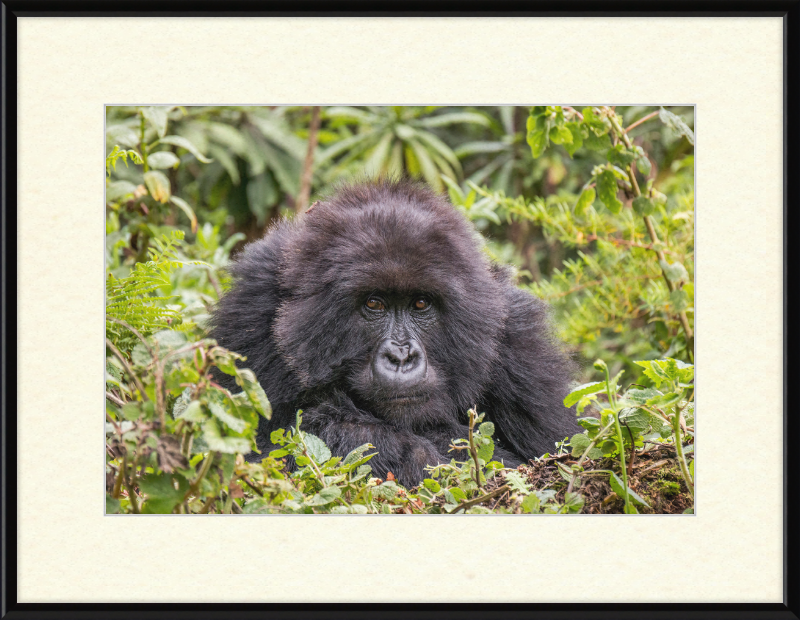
[1,3,796,619]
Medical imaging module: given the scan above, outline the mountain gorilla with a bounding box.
[210,180,577,487]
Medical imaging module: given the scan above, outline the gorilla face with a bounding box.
[350,290,440,422]
[271,185,507,430]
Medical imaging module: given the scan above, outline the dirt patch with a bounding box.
[517,445,693,514]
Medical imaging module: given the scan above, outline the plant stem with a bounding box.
[447,484,510,514]
[296,105,321,213]
[599,363,633,513]
[672,408,694,499]
[183,451,217,504]
[467,409,485,492]
[122,454,140,514]
[139,111,149,172]
[624,110,659,134]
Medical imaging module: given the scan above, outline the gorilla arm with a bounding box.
[298,394,451,488]
[480,286,579,461]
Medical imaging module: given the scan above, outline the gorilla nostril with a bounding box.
[373,338,427,387]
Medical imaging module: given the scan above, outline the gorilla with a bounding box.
[210,180,577,487]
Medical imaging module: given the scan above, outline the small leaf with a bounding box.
[170,196,197,233]
[607,144,635,166]
[636,154,652,176]
[609,472,651,507]
[564,381,606,407]
[159,135,213,163]
[207,399,247,433]
[423,478,441,493]
[106,180,137,202]
[306,485,342,506]
[632,196,655,216]
[143,170,171,203]
[659,259,690,283]
[658,107,695,145]
[303,433,331,464]
[575,187,596,217]
[521,493,540,513]
[478,421,495,437]
[596,170,623,214]
[549,124,573,146]
[564,121,584,157]
[147,151,180,169]
[142,106,169,138]
[201,418,252,454]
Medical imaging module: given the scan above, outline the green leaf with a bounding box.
[658,107,695,145]
[564,381,605,407]
[563,492,584,513]
[527,128,548,159]
[521,493,540,513]
[106,494,121,514]
[170,196,197,233]
[373,481,399,500]
[343,443,376,467]
[609,472,650,507]
[177,400,206,423]
[306,485,342,506]
[549,124,573,146]
[207,399,246,433]
[201,418,251,454]
[303,433,331,464]
[142,106,170,138]
[625,388,662,405]
[636,154,652,176]
[237,369,272,419]
[607,144,635,166]
[504,470,530,493]
[423,478,441,493]
[659,259,690,283]
[476,436,494,462]
[564,122,584,156]
[147,151,180,169]
[596,170,623,214]
[159,135,213,163]
[417,112,491,128]
[448,487,467,502]
[106,125,139,148]
[632,196,655,216]
[478,421,495,438]
[139,472,189,514]
[106,180,137,202]
[143,170,171,203]
[619,408,650,435]
[575,187,596,217]
[569,433,602,458]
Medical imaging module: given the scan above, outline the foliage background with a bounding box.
[106,105,694,381]
[105,105,695,514]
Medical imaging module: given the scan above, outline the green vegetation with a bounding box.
[106,105,694,514]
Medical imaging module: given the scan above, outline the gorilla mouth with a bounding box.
[380,393,430,405]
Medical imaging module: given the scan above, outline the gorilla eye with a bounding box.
[413,297,430,310]
[365,298,385,311]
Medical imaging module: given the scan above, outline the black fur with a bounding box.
[210,179,578,487]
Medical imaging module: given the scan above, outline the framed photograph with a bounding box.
[2,4,794,618]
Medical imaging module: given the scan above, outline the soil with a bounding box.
[514,444,693,514]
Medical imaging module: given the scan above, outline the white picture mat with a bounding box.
[15,17,783,603]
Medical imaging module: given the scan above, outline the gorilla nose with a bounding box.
[373,339,427,387]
